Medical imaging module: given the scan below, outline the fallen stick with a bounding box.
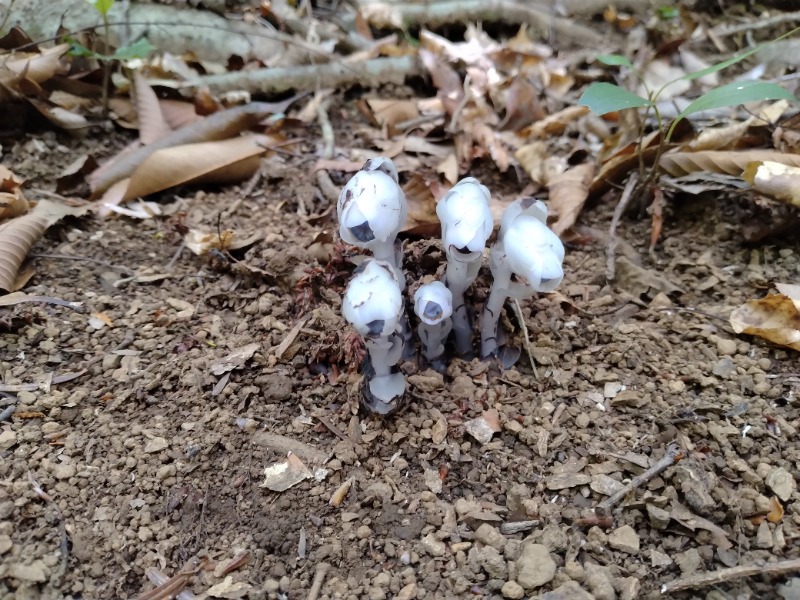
[307,562,331,600]
[356,0,604,44]
[660,558,800,594]
[597,443,682,514]
[181,56,421,94]
[605,172,638,282]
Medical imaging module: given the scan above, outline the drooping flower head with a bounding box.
[436,177,493,263]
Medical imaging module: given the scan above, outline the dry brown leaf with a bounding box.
[0,166,29,219]
[742,161,800,207]
[122,134,277,201]
[56,155,99,194]
[515,141,547,184]
[659,150,800,178]
[0,43,69,84]
[767,496,785,524]
[473,122,509,172]
[419,49,464,116]
[89,102,281,196]
[637,59,689,100]
[548,162,595,236]
[133,70,172,145]
[521,105,588,139]
[730,284,800,351]
[27,98,89,133]
[499,77,544,131]
[401,173,445,236]
[436,153,458,185]
[365,98,419,127]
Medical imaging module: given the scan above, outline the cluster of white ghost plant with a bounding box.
[337,157,565,414]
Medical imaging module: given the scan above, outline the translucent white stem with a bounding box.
[419,320,452,361]
[365,333,405,403]
[446,256,482,355]
[481,247,512,358]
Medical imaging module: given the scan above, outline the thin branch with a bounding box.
[181,56,421,94]
[605,173,638,282]
[307,562,331,600]
[315,98,341,204]
[712,11,800,37]
[661,558,800,594]
[597,443,682,513]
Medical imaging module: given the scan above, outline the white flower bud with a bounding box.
[413,281,453,325]
[337,157,407,267]
[436,177,493,262]
[342,259,403,339]
[503,215,564,293]
[414,281,453,364]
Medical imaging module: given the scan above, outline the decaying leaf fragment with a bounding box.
[260,453,313,492]
[742,161,800,207]
[0,166,29,219]
[730,283,800,351]
[548,162,595,236]
[185,228,264,256]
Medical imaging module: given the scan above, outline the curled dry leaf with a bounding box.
[329,476,354,507]
[364,98,419,127]
[0,43,69,85]
[0,166,29,219]
[730,283,800,352]
[0,200,88,293]
[742,161,800,207]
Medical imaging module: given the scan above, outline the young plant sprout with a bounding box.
[413,281,453,371]
[342,259,406,415]
[337,157,407,273]
[435,177,493,356]
[480,197,565,359]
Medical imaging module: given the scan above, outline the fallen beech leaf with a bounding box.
[122,134,278,201]
[436,153,458,185]
[419,49,464,116]
[670,499,731,550]
[56,155,99,194]
[548,162,595,236]
[473,122,509,172]
[515,141,547,184]
[660,150,800,178]
[210,343,261,376]
[133,70,172,145]
[89,102,282,196]
[27,98,89,133]
[401,173,446,236]
[260,453,312,492]
[743,161,800,207]
[730,284,800,351]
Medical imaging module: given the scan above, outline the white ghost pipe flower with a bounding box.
[413,281,453,365]
[342,259,406,413]
[337,157,407,272]
[435,177,493,356]
[480,198,565,358]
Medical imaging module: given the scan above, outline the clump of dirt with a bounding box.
[1,101,799,600]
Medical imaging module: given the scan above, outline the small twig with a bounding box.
[606,173,638,282]
[660,557,800,594]
[28,472,69,576]
[511,299,538,379]
[712,11,800,37]
[0,404,16,422]
[307,562,331,600]
[313,413,352,444]
[315,98,340,204]
[165,241,186,272]
[31,253,136,276]
[597,443,682,513]
[500,520,540,535]
[136,557,205,600]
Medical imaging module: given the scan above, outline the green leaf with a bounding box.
[657,6,679,19]
[666,80,796,141]
[597,54,633,69]
[677,80,796,120]
[67,41,101,59]
[113,38,156,60]
[578,82,651,115]
[85,0,115,15]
